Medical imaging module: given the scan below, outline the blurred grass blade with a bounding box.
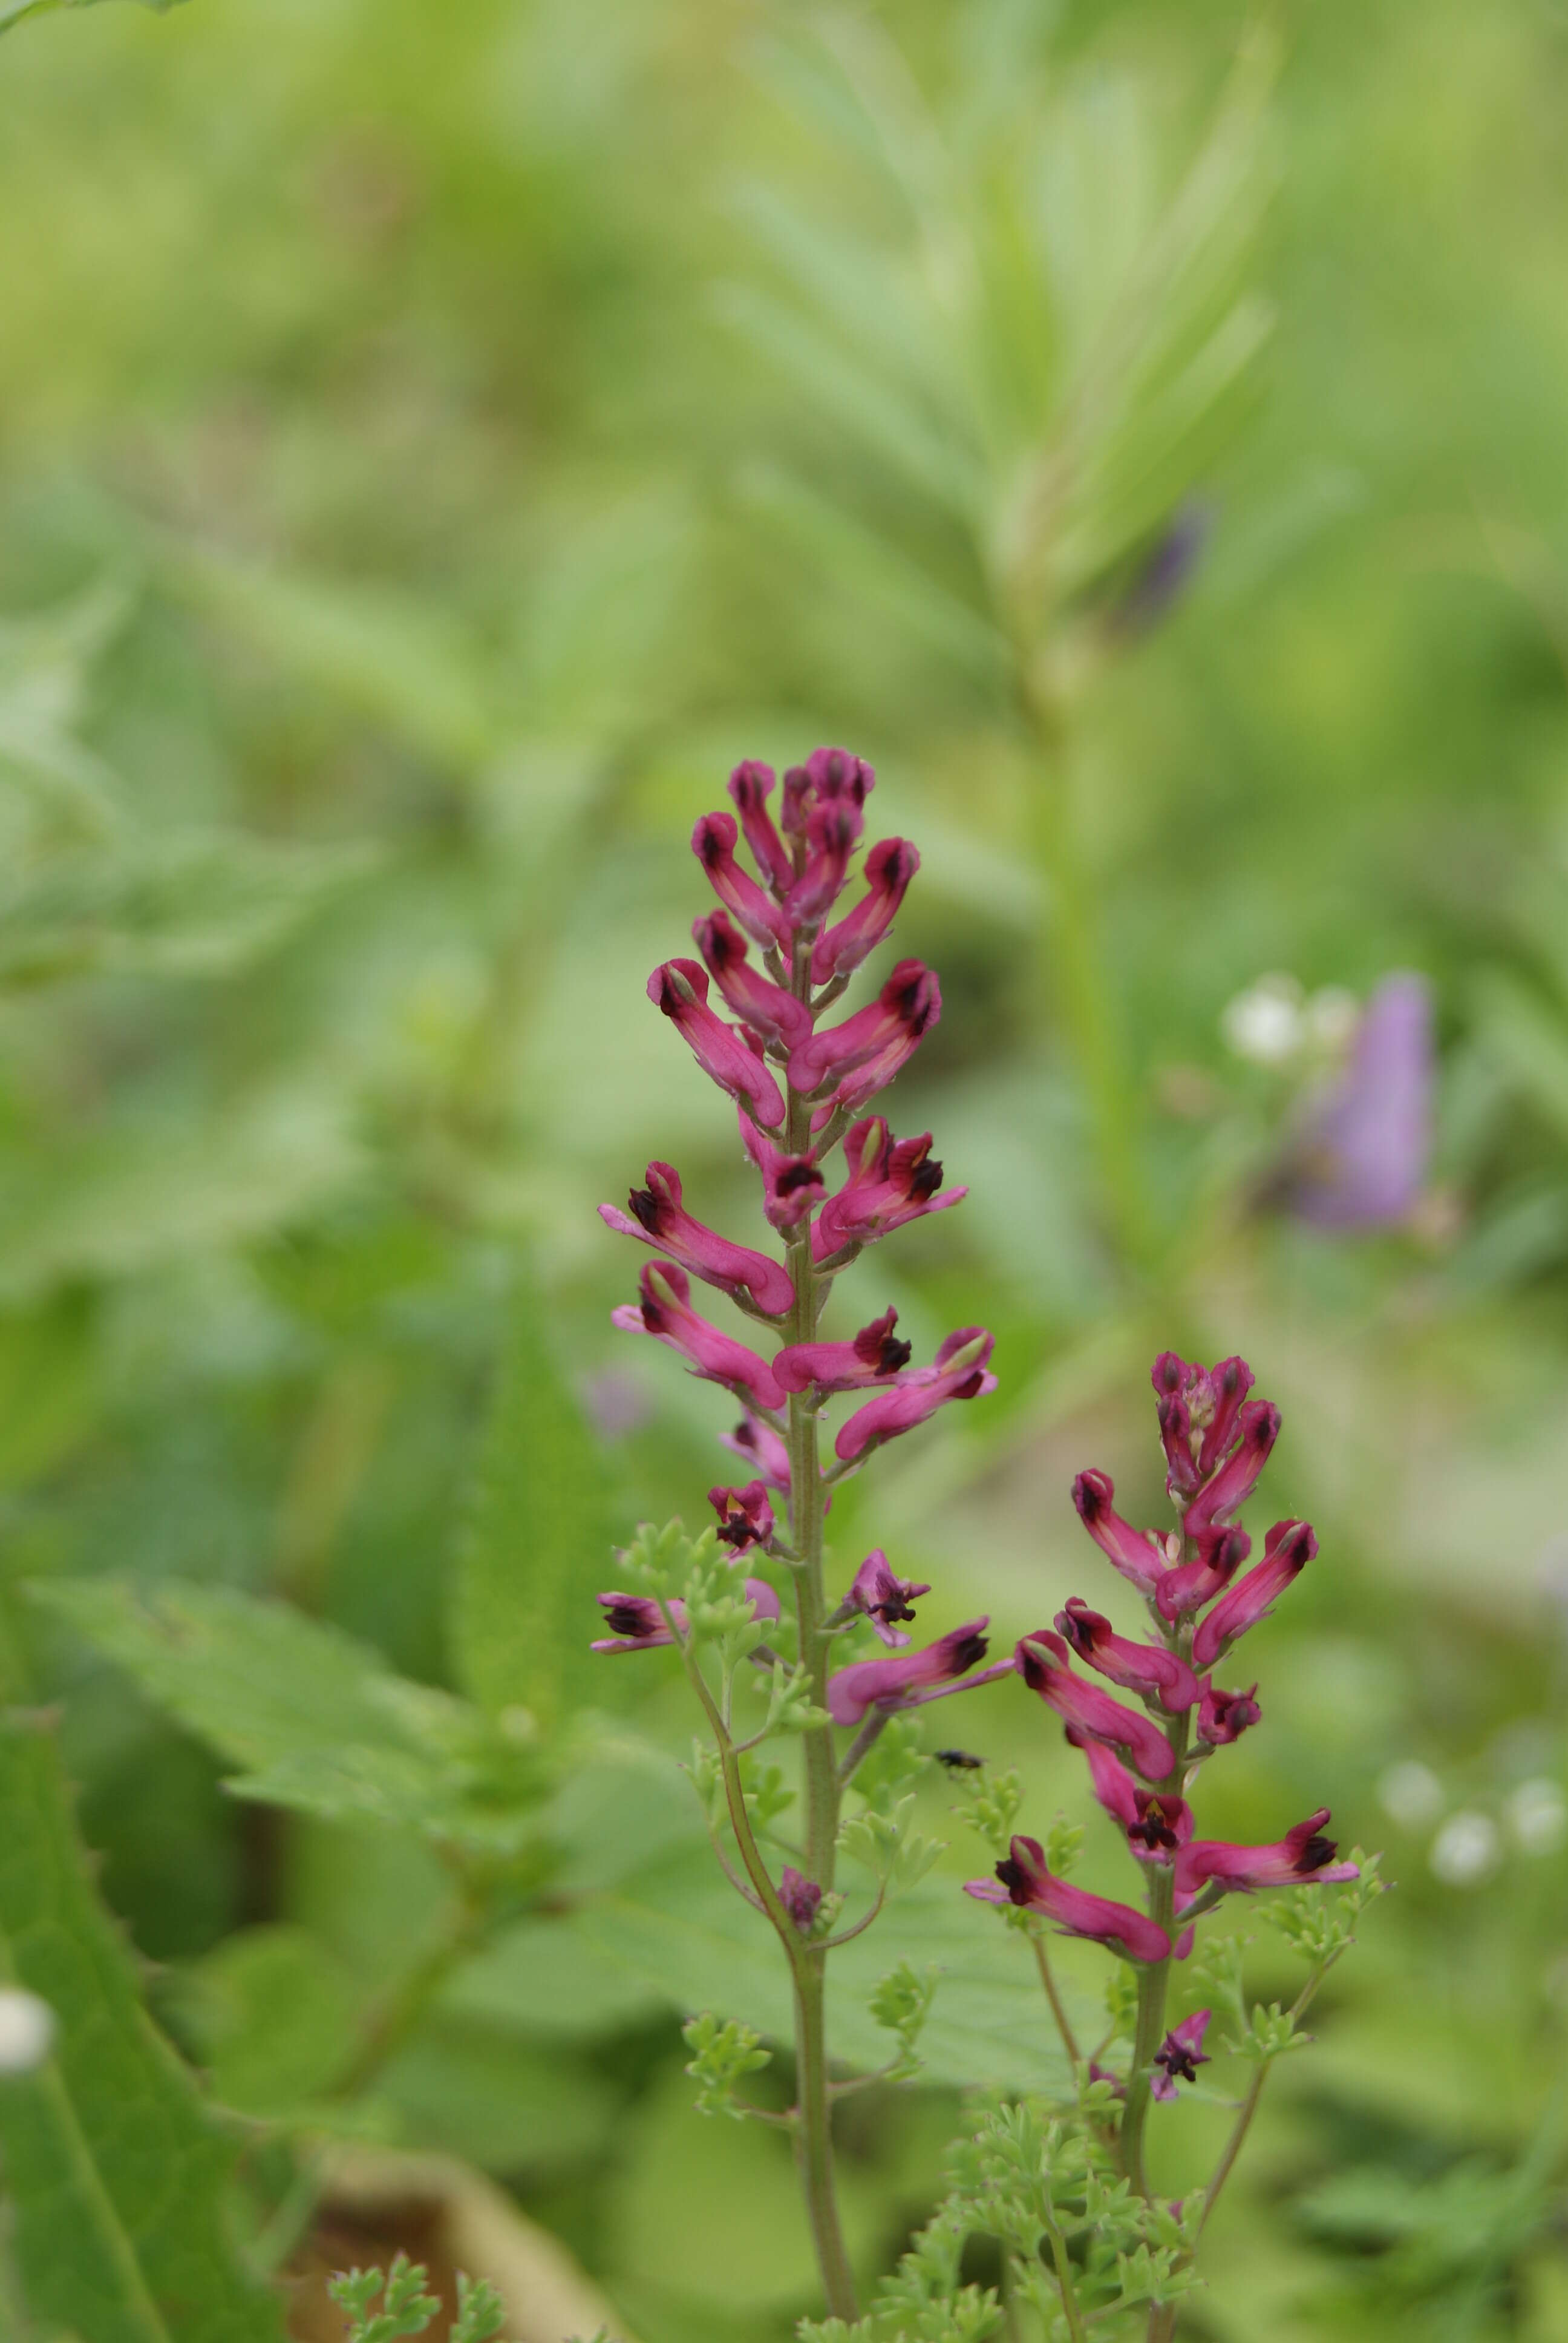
[0,1692,283,2340]
[449,1256,619,1734]
[0,0,185,25]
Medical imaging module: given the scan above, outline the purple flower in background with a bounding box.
[1279,973,1433,1229]
[1112,502,1212,636]
[1150,2011,1212,2101]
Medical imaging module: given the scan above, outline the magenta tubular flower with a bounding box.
[780,1866,823,1932]
[709,1480,776,1555]
[1071,1470,1168,1598]
[1196,1678,1262,1746]
[814,1119,965,1257]
[1155,1389,1201,1498]
[1192,1519,1316,1670]
[846,1548,931,1647]
[1070,1728,1141,1827]
[835,1328,996,1464]
[738,1112,826,1233]
[1197,1355,1256,1477]
[1149,2011,1212,2102]
[1282,973,1433,1229]
[613,1260,788,1413]
[782,746,875,843]
[786,801,860,927]
[592,1576,780,1655]
[719,1411,792,1491]
[1153,1525,1251,1624]
[965,1835,1172,1964]
[692,810,794,951]
[647,960,786,1129]
[788,960,942,1099]
[693,913,812,1050]
[1054,1597,1200,1712]
[1016,1633,1176,1782]
[811,838,921,982]
[601,1163,795,1318]
[1183,1400,1281,1537]
[827,1618,995,1726]
[727,759,794,893]
[1065,1729,1195,1866]
[1176,1809,1359,1899]
[774,1307,912,1395]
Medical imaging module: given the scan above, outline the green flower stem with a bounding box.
[1043,2212,1091,2343]
[1119,1710,1191,2194]
[1028,1925,1083,2070]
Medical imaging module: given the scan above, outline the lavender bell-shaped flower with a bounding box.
[1276,972,1434,1229]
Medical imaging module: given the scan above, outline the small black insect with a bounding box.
[933,1748,984,1771]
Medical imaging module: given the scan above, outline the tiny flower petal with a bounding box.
[1154,1525,1251,1624]
[739,1111,826,1233]
[1195,1678,1262,1746]
[780,1866,824,1931]
[614,1260,788,1411]
[846,1549,931,1647]
[966,1835,1171,1963]
[782,746,875,843]
[601,1162,794,1317]
[785,800,860,926]
[774,1307,912,1394]
[648,958,786,1128]
[1071,1470,1167,1598]
[592,1592,684,1652]
[1197,1356,1256,1477]
[814,1119,965,1257]
[719,1412,792,1491]
[1192,1519,1316,1670]
[1150,2009,1211,2100]
[709,1481,776,1555]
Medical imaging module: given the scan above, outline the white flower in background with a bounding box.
[1377,1758,1444,1828]
[1505,1777,1567,1856]
[1220,972,1304,1065]
[0,1989,54,2074]
[1429,1809,1502,1886]
[1303,985,1359,1051]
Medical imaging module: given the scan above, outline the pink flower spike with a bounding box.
[727,759,794,893]
[591,1591,685,1653]
[965,1835,1172,1964]
[1071,1470,1167,1598]
[1154,1526,1251,1624]
[788,960,942,1098]
[1016,1632,1176,1781]
[1150,2011,1212,2102]
[693,914,812,1049]
[648,960,786,1130]
[708,1480,776,1555]
[846,1549,931,1647]
[774,1307,912,1395]
[720,1412,792,1492]
[1197,1356,1255,1478]
[780,1866,823,1932]
[1184,1400,1281,1536]
[600,1162,795,1318]
[1176,1810,1360,1900]
[1054,1597,1200,1712]
[1192,1519,1316,1670]
[613,1260,788,1413]
[814,1120,965,1257]
[828,1618,991,1726]
[811,837,921,983]
[834,1328,996,1464]
[692,810,793,951]
[1195,1678,1262,1746]
[738,1112,826,1233]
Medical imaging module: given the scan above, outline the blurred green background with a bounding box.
[3,0,1568,2338]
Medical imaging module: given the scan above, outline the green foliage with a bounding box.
[449,1257,621,1733]
[950,1763,1023,1858]
[1268,1849,1388,1964]
[328,2256,503,2343]
[867,1957,939,2080]
[0,0,183,31]
[0,1696,283,2342]
[682,2010,772,2119]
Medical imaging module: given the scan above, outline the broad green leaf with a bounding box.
[449,1258,620,1731]
[375,2017,619,2172]
[178,1925,359,2120]
[0,0,183,28]
[0,1698,283,2342]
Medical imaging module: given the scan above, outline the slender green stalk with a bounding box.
[1119,1708,1190,2195]
[1043,2214,1091,2343]
[1029,1927,1082,2069]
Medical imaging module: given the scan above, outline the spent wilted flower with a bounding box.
[1149,2010,1212,2101]
[845,1550,931,1648]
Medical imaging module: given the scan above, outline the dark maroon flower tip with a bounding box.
[1150,2009,1212,2101]
[708,1480,777,1555]
[851,1307,913,1376]
[1195,1678,1263,1746]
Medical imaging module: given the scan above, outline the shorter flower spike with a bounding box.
[1195,1679,1261,1746]
[1071,1470,1167,1598]
[1150,2011,1212,2102]
[835,1329,996,1463]
[647,959,786,1129]
[739,1112,826,1233]
[1183,1400,1281,1537]
[613,1260,788,1412]
[828,1618,998,1726]
[601,1162,795,1318]
[691,810,792,951]
[773,1307,912,1394]
[591,1577,780,1655]
[719,1412,791,1492]
[780,1867,823,1932]
[1054,1598,1200,1712]
[708,1481,776,1555]
[1016,1633,1176,1781]
[846,1550,930,1647]
[727,759,793,893]
[1192,1519,1316,1669]
[693,914,812,1049]
[814,1119,965,1257]
[1176,1810,1359,1898]
[965,1835,1172,1964]
[788,960,941,1099]
[811,837,921,982]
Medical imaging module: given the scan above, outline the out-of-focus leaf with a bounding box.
[0,1696,283,2342]
[443,1913,668,2042]
[1,0,185,25]
[1473,965,1568,1144]
[0,827,381,988]
[178,1924,359,2119]
[375,2018,619,2173]
[449,1257,620,1732]
[0,1292,98,1494]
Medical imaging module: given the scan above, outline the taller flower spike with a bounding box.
[648,960,785,1129]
